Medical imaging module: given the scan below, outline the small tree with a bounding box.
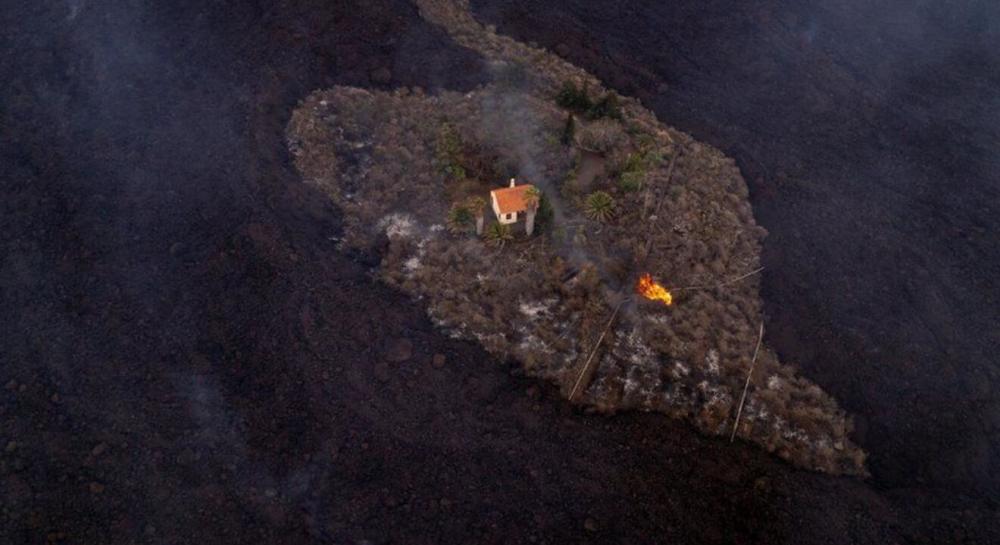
[465,196,487,236]
[447,203,474,234]
[584,191,615,222]
[524,187,542,236]
[484,223,514,248]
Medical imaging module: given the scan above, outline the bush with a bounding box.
[447,203,474,234]
[484,222,514,247]
[577,119,627,154]
[536,193,555,228]
[615,148,662,192]
[555,81,622,121]
[436,123,466,180]
[555,81,593,112]
[584,190,615,222]
[586,92,622,121]
[619,170,643,192]
[465,196,487,217]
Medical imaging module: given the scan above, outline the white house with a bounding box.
[490,178,537,225]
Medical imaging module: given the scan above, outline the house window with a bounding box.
[506,213,513,220]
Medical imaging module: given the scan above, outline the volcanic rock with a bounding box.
[384,338,413,362]
[432,353,447,368]
[370,67,393,85]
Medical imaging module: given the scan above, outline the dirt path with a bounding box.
[0,0,991,543]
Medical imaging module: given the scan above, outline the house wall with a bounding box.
[491,193,518,224]
[490,192,501,218]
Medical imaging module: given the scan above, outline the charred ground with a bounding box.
[0,0,996,543]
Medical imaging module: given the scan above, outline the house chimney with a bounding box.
[509,177,516,188]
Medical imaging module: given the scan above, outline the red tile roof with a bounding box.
[491,184,536,215]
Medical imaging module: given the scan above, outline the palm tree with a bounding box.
[524,186,542,236]
[484,223,514,248]
[584,190,615,222]
[465,196,487,236]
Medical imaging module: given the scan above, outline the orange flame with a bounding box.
[636,273,673,306]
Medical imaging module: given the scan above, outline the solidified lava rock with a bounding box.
[385,338,415,362]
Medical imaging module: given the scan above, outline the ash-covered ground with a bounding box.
[1,0,997,543]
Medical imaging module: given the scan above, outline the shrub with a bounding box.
[577,119,626,154]
[555,81,622,120]
[465,196,487,216]
[584,191,615,222]
[484,222,514,247]
[618,170,643,192]
[436,123,466,180]
[447,203,474,234]
[615,148,662,192]
[586,92,622,121]
[555,81,593,112]
[536,193,555,228]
